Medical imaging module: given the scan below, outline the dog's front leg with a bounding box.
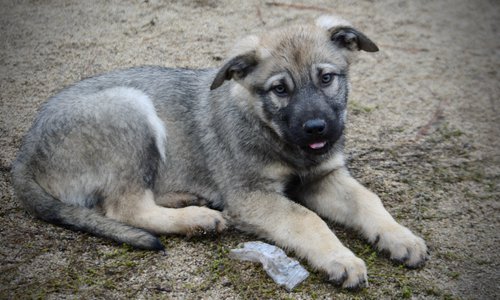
[301,168,429,268]
[225,190,368,289]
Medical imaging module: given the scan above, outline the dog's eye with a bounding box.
[272,84,288,97]
[321,73,335,85]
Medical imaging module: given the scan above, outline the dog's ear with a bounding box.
[316,15,379,52]
[330,27,379,52]
[210,52,258,90]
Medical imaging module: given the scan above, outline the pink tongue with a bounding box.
[309,141,326,149]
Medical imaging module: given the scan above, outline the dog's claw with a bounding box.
[329,270,348,286]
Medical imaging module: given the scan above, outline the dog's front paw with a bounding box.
[325,252,368,289]
[375,225,429,268]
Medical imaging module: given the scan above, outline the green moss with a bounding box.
[349,100,378,115]
[448,271,460,279]
[401,285,412,298]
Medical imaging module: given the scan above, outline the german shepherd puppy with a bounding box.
[12,16,428,288]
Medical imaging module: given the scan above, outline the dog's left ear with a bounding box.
[316,15,379,52]
[210,51,258,90]
[330,27,379,52]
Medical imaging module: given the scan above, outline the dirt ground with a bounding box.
[0,0,498,299]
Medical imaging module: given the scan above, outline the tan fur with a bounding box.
[105,189,226,236]
[299,168,428,267]
[256,25,348,85]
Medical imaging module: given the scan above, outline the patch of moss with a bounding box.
[349,100,378,115]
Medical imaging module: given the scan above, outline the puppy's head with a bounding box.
[211,16,378,156]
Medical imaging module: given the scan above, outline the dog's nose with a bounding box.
[303,119,326,135]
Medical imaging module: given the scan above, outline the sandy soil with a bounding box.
[1,0,498,299]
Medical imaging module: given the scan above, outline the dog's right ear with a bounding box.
[210,52,258,90]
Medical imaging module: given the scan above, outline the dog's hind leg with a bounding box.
[105,189,226,237]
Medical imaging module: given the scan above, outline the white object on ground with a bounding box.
[229,241,309,291]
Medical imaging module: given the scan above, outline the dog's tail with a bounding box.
[11,161,164,251]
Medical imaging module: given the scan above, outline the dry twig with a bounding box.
[415,94,449,141]
[378,43,429,54]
